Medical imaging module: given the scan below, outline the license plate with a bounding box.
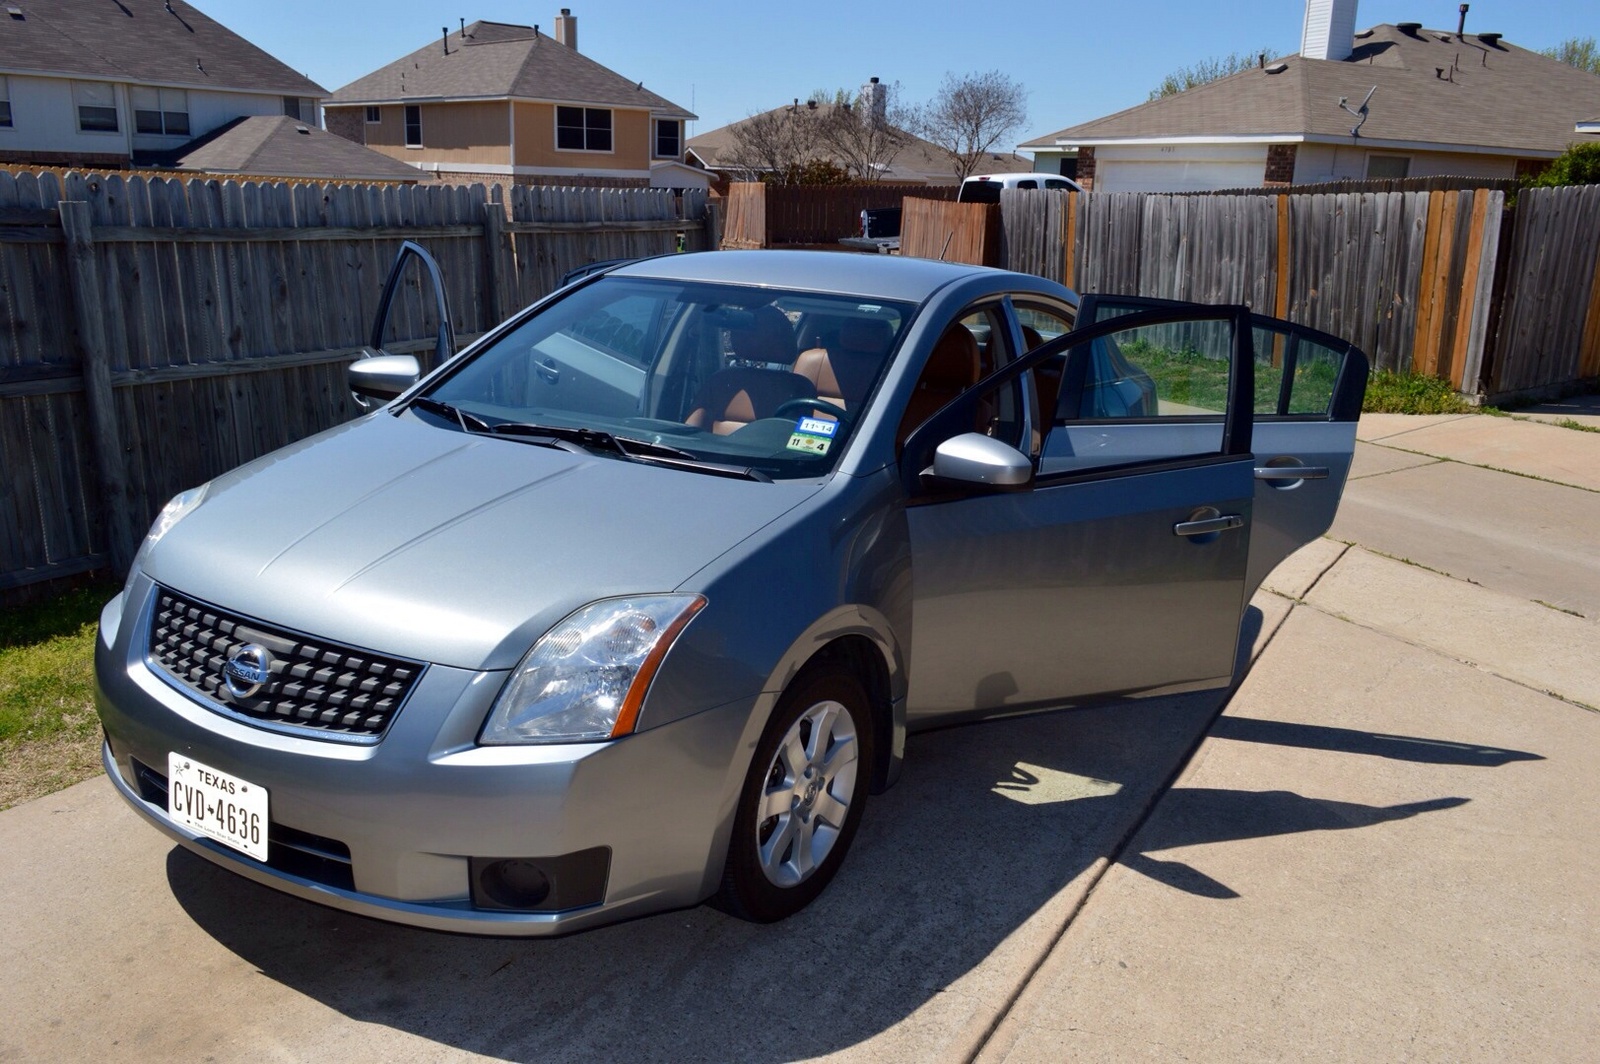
[167,752,269,861]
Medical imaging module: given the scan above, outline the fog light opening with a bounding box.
[477,859,552,910]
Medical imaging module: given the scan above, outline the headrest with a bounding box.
[839,317,894,358]
[922,325,979,390]
[729,305,796,360]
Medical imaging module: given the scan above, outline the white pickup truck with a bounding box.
[957,172,1084,202]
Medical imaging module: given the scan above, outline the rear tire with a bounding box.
[716,667,873,922]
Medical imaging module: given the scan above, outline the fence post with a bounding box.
[702,198,721,253]
[59,199,136,575]
[482,193,508,325]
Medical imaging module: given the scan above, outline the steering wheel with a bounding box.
[772,397,850,423]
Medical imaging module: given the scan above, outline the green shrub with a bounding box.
[1362,370,1474,414]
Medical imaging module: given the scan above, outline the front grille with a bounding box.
[148,587,422,739]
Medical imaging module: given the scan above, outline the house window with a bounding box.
[365,106,380,124]
[556,106,612,152]
[1366,154,1411,180]
[404,104,422,147]
[73,81,118,133]
[0,76,11,129]
[654,119,680,158]
[131,86,189,136]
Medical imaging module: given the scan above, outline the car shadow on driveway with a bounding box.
[161,612,1528,1063]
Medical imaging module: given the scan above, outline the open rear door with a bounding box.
[1076,294,1369,596]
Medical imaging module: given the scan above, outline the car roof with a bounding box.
[611,249,1016,304]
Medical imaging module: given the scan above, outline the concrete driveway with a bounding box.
[4,412,1598,1062]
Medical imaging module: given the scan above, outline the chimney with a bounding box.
[1300,0,1359,62]
[859,76,887,130]
[554,8,577,51]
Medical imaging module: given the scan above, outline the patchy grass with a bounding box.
[1362,371,1476,415]
[0,583,115,809]
[1552,417,1600,434]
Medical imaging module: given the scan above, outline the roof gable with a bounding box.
[688,102,1032,182]
[155,115,422,181]
[326,21,693,119]
[0,0,324,96]
[1022,24,1600,156]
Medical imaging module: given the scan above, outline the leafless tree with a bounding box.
[818,82,914,183]
[723,103,827,185]
[913,71,1028,182]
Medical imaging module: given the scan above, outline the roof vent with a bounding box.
[1355,29,1374,39]
[296,125,309,134]
[1265,62,1289,74]
[1478,32,1502,45]
[1398,22,1423,34]
[6,7,23,20]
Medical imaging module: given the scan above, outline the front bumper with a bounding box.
[96,583,760,936]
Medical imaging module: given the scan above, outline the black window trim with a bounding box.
[556,105,614,154]
[654,118,681,159]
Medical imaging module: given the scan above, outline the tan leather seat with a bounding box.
[685,368,817,435]
[896,324,981,447]
[793,317,894,411]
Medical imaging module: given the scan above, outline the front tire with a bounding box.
[717,667,872,922]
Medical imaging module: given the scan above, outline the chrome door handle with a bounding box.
[1254,466,1328,480]
[1174,514,1245,537]
[534,358,561,384]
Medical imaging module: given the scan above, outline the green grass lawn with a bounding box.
[0,583,116,809]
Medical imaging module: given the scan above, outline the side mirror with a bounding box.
[928,433,1033,489]
[348,353,421,407]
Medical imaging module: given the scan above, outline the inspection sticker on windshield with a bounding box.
[787,416,837,455]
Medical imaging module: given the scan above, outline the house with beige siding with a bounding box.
[323,11,699,188]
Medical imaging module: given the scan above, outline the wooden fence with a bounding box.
[0,171,711,595]
[721,182,956,248]
[898,199,1000,266]
[904,184,1600,401]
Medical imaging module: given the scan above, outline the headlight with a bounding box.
[480,595,706,745]
[124,485,208,595]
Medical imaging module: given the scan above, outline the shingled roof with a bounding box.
[326,21,693,119]
[0,0,323,96]
[688,103,1032,184]
[1022,24,1600,157]
[149,116,423,182]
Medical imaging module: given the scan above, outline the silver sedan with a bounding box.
[95,250,1367,934]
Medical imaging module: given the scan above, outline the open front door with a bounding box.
[1076,294,1369,596]
[347,241,457,407]
[900,305,1258,726]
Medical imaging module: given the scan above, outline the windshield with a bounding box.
[421,276,915,480]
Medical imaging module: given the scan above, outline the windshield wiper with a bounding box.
[489,422,770,481]
[407,396,492,434]
[487,423,695,459]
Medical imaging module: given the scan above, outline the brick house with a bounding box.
[0,0,323,170]
[323,10,699,188]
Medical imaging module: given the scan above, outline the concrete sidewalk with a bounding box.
[2,412,1597,1063]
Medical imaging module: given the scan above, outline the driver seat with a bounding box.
[685,369,817,435]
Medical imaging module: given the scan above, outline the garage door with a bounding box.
[1096,158,1267,193]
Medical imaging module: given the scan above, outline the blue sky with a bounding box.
[192,0,1594,145]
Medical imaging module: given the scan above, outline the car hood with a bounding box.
[142,413,822,670]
